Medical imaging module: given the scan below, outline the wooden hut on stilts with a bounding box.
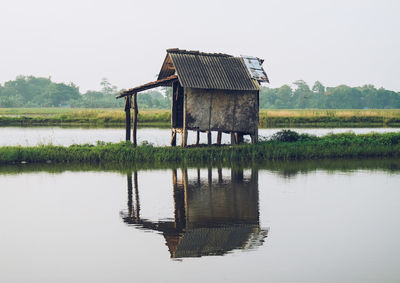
[116,49,269,147]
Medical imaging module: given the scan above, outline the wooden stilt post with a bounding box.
[181,92,188,147]
[218,167,222,184]
[207,131,212,145]
[132,93,138,147]
[171,129,177,146]
[237,132,244,144]
[125,95,131,142]
[217,131,222,145]
[181,130,188,147]
[196,130,200,146]
[251,131,258,144]
[231,132,236,145]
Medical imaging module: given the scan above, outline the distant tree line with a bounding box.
[1,76,399,109]
[260,80,400,109]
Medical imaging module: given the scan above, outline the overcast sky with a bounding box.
[1,0,399,92]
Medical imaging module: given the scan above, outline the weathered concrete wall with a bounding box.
[185,88,258,133]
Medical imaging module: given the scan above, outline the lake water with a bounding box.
[1,126,400,146]
[1,159,400,282]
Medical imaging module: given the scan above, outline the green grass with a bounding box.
[0,108,170,126]
[1,157,399,175]
[259,109,400,127]
[1,132,400,165]
[1,108,400,127]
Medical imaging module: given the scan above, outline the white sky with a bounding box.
[1,0,399,92]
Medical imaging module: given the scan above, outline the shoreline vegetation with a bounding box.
[1,131,400,165]
[1,157,399,175]
[1,108,400,127]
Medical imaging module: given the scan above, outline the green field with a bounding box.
[1,108,400,127]
[0,108,170,127]
[1,131,400,165]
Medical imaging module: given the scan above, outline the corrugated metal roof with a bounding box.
[158,49,266,91]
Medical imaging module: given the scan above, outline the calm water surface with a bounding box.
[1,126,400,146]
[1,160,400,282]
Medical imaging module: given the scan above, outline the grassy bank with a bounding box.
[1,132,400,165]
[0,108,170,126]
[259,109,400,127]
[1,108,400,127]
[1,157,400,175]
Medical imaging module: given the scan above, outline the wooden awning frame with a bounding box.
[116,75,178,98]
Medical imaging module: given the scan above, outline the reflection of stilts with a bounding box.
[127,171,140,223]
[172,169,185,231]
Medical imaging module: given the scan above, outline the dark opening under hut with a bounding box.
[117,48,269,146]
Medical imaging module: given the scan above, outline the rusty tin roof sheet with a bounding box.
[241,55,269,82]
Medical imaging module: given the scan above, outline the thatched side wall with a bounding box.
[185,88,259,133]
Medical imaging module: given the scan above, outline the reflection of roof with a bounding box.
[158,49,267,91]
[120,212,268,259]
[164,225,268,258]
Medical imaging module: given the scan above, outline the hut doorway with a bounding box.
[172,81,184,129]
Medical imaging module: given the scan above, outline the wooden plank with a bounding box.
[117,75,178,98]
[207,131,212,145]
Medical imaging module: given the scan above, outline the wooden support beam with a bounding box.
[181,130,187,147]
[218,167,222,184]
[250,131,258,144]
[125,95,131,142]
[132,93,138,147]
[207,131,212,145]
[217,131,222,145]
[231,132,236,145]
[171,129,177,146]
[182,92,188,147]
[235,132,244,144]
[196,130,200,146]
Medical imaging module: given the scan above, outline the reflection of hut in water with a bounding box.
[120,168,268,258]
